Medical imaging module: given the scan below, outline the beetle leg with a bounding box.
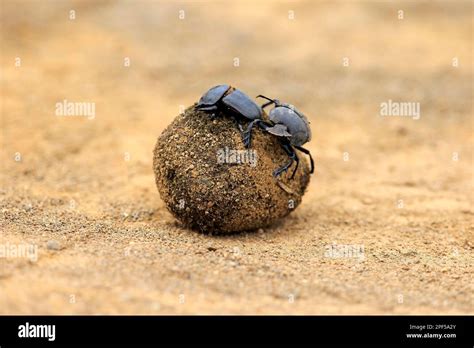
[273,143,298,179]
[261,100,275,109]
[290,152,300,179]
[197,105,218,112]
[294,145,314,174]
[242,120,258,148]
[243,119,273,148]
[230,115,245,133]
[256,95,276,109]
[257,95,282,109]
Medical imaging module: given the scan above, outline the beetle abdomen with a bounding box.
[222,89,262,120]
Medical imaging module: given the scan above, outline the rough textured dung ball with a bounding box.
[153,106,311,233]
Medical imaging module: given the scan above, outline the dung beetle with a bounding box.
[243,95,314,179]
[196,85,263,129]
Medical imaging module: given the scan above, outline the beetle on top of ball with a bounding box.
[196,84,315,179]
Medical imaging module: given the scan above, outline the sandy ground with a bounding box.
[0,1,473,314]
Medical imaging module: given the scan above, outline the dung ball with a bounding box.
[153,106,311,233]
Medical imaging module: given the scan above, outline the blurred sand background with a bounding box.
[0,0,473,314]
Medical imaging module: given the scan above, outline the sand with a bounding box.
[0,1,472,314]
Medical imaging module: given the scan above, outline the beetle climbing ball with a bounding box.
[152,105,312,233]
[196,85,314,180]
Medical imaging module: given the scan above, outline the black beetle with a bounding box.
[243,95,314,179]
[196,84,263,124]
